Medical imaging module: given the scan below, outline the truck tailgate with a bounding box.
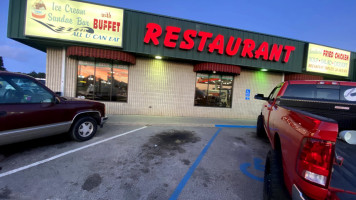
[329,139,356,198]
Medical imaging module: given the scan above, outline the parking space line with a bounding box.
[169,128,222,200]
[0,126,147,178]
[215,125,256,128]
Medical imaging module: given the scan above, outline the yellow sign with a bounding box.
[306,43,350,77]
[25,0,124,47]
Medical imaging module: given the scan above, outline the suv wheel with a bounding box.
[70,117,98,142]
[257,115,266,138]
[263,150,290,200]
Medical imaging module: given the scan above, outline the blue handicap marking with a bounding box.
[245,89,251,100]
[240,157,265,182]
[253,157,265,171]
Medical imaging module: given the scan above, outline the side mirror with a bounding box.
[339,131,356,145]
[254,94,268,101]
[55,92,62,96]
[55,97,61,104]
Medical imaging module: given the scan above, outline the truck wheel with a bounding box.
[263,150,290,200]
[257,115,266,138]
[70,116,98,142]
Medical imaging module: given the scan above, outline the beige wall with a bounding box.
[46,48,63,92]
[233,69,283,118]
[104,58,283,119]
[47,48,283,119]
[64,56,78,97]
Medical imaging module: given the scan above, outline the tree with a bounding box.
[27,71,46,78]
[0,57,6,71]
[37,72,46,78]
[27,71,38,78]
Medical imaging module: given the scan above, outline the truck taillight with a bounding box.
[296,138,334,187]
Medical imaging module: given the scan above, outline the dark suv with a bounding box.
[0,72,108,146]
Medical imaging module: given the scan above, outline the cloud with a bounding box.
[0,43,46,73]
[0,45,31,62]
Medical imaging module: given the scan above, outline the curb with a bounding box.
[106,122,216,127]
[106,122,257,128]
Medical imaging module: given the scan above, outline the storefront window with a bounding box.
[94,61,112,101]
[194,73,233,108]
[77,59,95,100]
[76,59,128,102]
[112,62,128,102]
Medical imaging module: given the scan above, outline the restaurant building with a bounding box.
[7,0,356,119]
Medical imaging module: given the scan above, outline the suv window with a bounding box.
[0,76,54,104]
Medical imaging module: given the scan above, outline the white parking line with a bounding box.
[0,126,147,178]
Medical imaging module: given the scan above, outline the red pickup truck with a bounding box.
[255,80,356,200]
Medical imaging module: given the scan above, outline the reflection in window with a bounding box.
[194,73,233,108]
[76,59,128,102]
[94,61,112,101]
[195,74,209,106]
[112,62,128,102]
[77,59,95,100]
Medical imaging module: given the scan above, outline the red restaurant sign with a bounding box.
[143,23,296,63]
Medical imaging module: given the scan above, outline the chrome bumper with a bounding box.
[292,184,309,200]
[100,116,108,128]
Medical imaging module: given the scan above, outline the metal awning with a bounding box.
[194,62,241,74]
[67,46,136,64]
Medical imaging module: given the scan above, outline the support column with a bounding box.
[60,47,66,95]
[46,48,63,92]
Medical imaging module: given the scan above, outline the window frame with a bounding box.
[194,72,234,108]
[75,58,129,103]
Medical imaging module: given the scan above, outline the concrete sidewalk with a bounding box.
[106,114,257,127]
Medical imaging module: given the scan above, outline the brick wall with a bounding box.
[103,58,283,119]
[284,73,324,81]
[50,52,284,119]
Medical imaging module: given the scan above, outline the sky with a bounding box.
[1,0,356,73]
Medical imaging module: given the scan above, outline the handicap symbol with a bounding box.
[239,157,265,182]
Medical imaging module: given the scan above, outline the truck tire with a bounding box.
[257,115,266,138]
[70,116,98,142]
[263,150,290,200]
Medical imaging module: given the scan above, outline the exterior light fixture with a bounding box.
[261,69,268,72]
[213,71,216,74]
[155,56,162,59]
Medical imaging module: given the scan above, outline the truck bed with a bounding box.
[330,139,356,194]
[278,97,356,131]
[278,97,356,197]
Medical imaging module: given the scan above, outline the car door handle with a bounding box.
[0,111,7,117]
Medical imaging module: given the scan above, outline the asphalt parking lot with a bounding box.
[0,123,270,200]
